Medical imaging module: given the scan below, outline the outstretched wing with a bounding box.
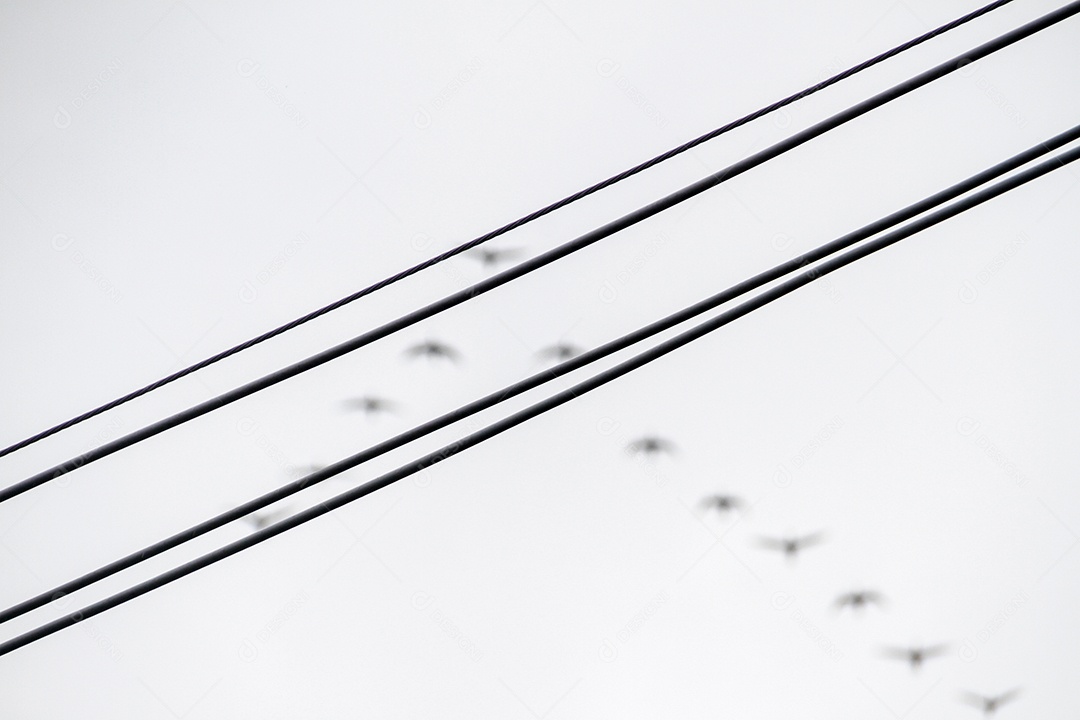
[795,531,827,549]
[959,691,990,710]
[405,341,461,362]
[756,536,788,552]
[881,646,915,661]
[537,343,581,361]
[993,688,1022,707]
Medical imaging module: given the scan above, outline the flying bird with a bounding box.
[343,395,397,416]
[834,590,885,612]
[626,436,676,458]
[960,689,1021,716]
[882,644,948,672]
[404,339,461,363]
[537,342,582,363]
[756,532,826,559]
[699,494,744,515]
[468,246,523,268]
[243,507,293,531]
[288,463,325,480]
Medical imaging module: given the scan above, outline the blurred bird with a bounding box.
[626,436,676,458]
[700,494,744,515]
[960,689,1021,716]
[288,463,325,480]
[243,507,293,531]
[404,339,461,363]
[343,395,397,416]
[757,532,826,559]
[468,246,523,269]
[537,342,582,363]
[834,590,885,612]
[882,644,948,672]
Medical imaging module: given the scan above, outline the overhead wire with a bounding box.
[2,123,1078,627]
[0,0,1019,461]
[4,0,1077,504]
[2,139,1077,658]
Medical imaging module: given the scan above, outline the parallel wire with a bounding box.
[0,0,1018,460]
[6,0,1076,504]
[3,142,1076,658]
[3,123,1077,626]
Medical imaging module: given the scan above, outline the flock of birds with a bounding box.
[237,246,1019,716]
[640,436,1021,717]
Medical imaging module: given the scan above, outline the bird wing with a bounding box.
[343,397,382,411]
[994,688,1022,706]
[471,246,522,264]
[834,593,857,608]
[796,531,827,548]
[880,646,914,660]
[922,644,949,658]
[756,537,787,551]
[435,343,462,361]
[538,344,579,360]
[958,691,989,709]
[405,342,460,361]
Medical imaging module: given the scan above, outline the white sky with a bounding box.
[1,0,1079,717]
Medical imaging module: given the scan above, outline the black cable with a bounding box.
[4,1,1075,505]
[3,123,1077,627]
[0,0,1019,461]
[2,141,1075,659]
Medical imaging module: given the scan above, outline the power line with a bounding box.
[2,141,1075,658]
[4,1,1075,505]
[0,0,1019,460]
[3,123,1077,627]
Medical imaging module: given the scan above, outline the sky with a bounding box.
[1,0,1079,717]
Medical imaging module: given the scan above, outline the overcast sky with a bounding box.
[2,0,1079,717]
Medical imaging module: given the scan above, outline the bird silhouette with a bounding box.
[882,644,948,672]
[756,532,826,559]
[537,342,582,363]
[834,589,885,613]
[626,436,676,458]
[468,246,523,268]
[959,689,1021,716]
[700,494,744,515]
[404,339,461,363]
[343,395,397,416]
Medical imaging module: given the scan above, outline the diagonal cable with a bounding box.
[2,139,1077,657]
[4,0,1075,504]
[2,123,1076,626]
[0,0,1020,460]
